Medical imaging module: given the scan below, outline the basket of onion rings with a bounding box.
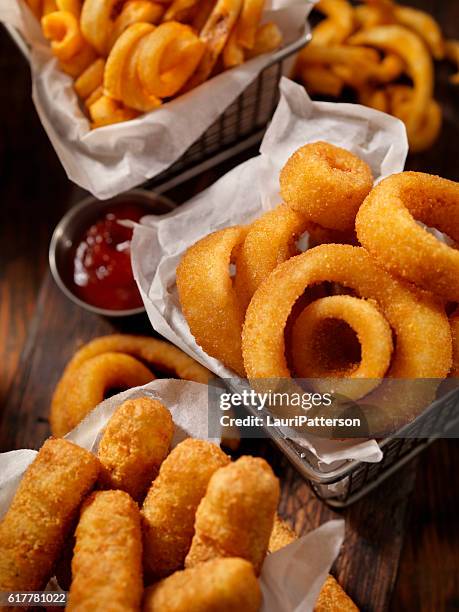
[128,77,459,506]
[0,0,312,199]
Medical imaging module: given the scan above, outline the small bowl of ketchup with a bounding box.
[49,190,174,317]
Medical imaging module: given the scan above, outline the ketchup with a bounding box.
[71,203,144,311]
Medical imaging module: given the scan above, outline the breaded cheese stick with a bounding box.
[141,438,230,580]
[185,455,280,574]
[98,397,174,500]
[0,438,100,591]
[143,558,262,612]
[67,490,143,612]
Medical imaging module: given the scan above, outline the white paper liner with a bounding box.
[131,78,409,466]
[0,378,345,612]
[0,0,313,199]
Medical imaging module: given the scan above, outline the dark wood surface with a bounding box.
[1,0,459,609]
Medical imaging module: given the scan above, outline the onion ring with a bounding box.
[242,244,451,433]
[279,141,374,231]
[242,244,450,379]
[177,227,247,375]
[137,22,205,98]
[349,25,434,134]
[50,334,211,436]
[291,295,393,399]
[356,172,459,301]
[50,352,154,437]
[41,11,84,61]
[234,204,306,312]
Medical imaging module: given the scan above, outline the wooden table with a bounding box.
[1,2,459,609]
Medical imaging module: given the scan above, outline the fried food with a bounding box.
[141,438,230,580]
[246,22,282,58]
[314,575,359,612]
[80,0,119,55]
[67,490,143,612]
[296,0,446,152]
[185,0,244,88]
[356,172,459,301]
[51,352,154,436]
[446,40,459,84]
[349,25,434,148]
[59,42,97,77]
[143,558,262,612]
[176,227,248,375]
[237,0,265,50]
[242,244,451,381]
[279,142,374,232]
[74,57,104,99]
[88,94,139,127]
[291,295,393,399]
[234,204,306,312]
[98,397,174,500]
[109,1,164,50]
[185,456,279,574]
[137,23,205,98]
[268,516,296,553]
[50,334,210,436]
[450,308,459,378]
[41,10,84,61]
[0,438,99,591]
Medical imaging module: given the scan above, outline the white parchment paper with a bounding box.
[0,378,345,612]
[0,0,313,199]
[131,78,409,466]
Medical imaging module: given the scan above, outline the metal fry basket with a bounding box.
[275,384,459,508]
[5,22,310,193]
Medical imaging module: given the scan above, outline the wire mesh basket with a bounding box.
[4,22,310,193]
[274,384,459,508]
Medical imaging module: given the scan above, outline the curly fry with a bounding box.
[84,84,103,107]
[237,0,265,50]
[300,65,344,97]
[137,22,205,98]
[80,0,119,55]
[314,0,354,43]
[186,0,243,89]
[56,0,81,16]
[121,36,163,112]
[41,11,84,61]
[445,40,459,85]
[59,42,97,77]
[349,25,434,134]
[392,5,444,60]
[104,22,155,101]
[42,0,57,15]
[246,22,282,58]
[109,1,164,50]
[74,57,105,99]
[163,0,198,22]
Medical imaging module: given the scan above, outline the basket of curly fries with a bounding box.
[0,378,357,611]
[294,0,459,154]
[0,0,312,198]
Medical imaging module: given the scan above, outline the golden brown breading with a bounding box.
[142,558,262,612]
[185,456,280,574]
[67,490,143,612]
[141,438,230,581]
[314,575,360,612]
[268,515,297,553]
[0,438,100,591]
[98,397,174,500]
